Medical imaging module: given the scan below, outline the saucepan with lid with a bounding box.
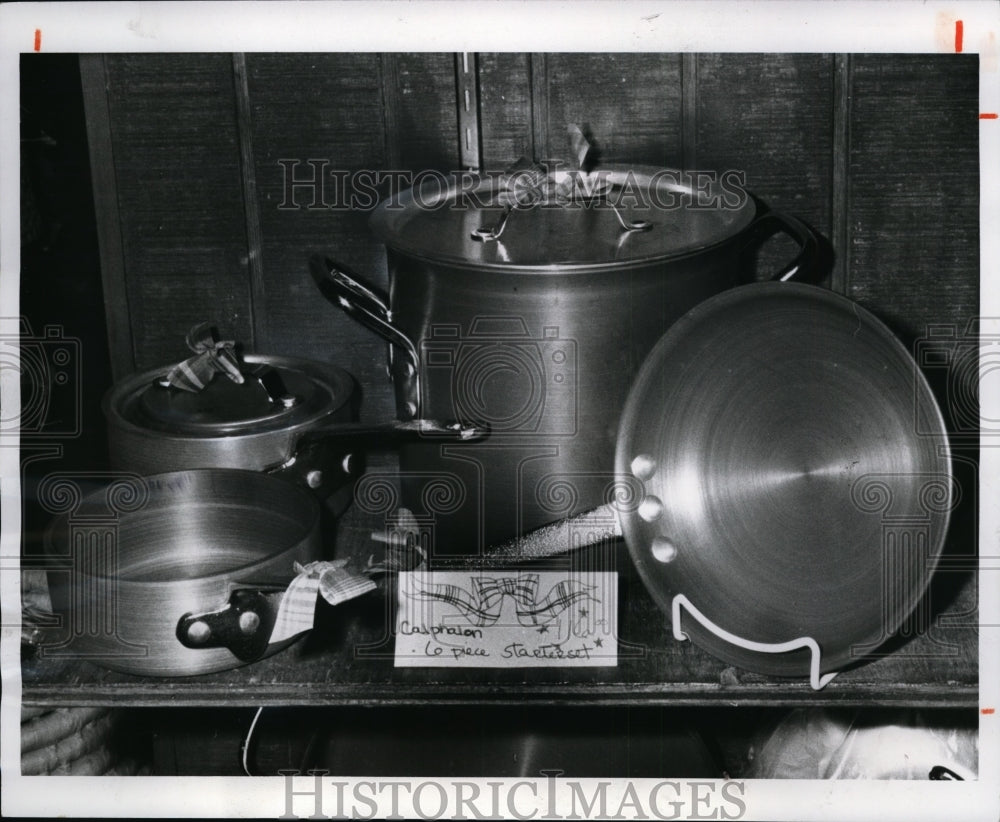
[103,327,484,506]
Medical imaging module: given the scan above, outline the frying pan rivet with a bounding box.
[404,401,418,419]
[638,495,664,522]
[341,454,354,474]
[239,611,261,635]
[630,454,657,480]
[186,620,211,644]
[651,537,678,563]
[306,470,323,489]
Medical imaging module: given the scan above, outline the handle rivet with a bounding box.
[187,620,211,644]
[341,454,354,474]
[404,361,416,379]
[638,495,664,522]
[306,470,323,489]
[630,454,657,481]
[239,611,261,635]
[404,401,418,419]
[651,537,678,563]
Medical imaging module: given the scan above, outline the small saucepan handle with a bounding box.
[176,587,284,662]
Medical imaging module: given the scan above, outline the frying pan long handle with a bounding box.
[743,211,819,283]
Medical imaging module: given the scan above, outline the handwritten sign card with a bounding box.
[394,571,617,667]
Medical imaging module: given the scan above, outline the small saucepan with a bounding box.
[104,351,483,505]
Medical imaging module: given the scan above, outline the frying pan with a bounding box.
[494,283,955,685]
[615,282,954,683]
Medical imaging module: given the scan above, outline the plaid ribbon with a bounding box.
[317,563,378,606]
[406,573,597,627]
[162,322,244,393]
[269,560,376,644]
[496,125,608,209]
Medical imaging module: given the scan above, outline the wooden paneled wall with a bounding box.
[81,53,979,425]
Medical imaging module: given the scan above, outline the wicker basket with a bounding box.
[21,707,150,776]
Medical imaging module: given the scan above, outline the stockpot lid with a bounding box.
[368,165,757,270]
[107,354,354,437]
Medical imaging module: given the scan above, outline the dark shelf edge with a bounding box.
[21,683,979,709]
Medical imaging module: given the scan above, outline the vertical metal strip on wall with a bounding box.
[830,54,852,296]
[232,53,265,351]
[78,55,135,381]
[680,53,699,170]
[379,54,402,170]
[455,53,482,172]
[528,53,549,161]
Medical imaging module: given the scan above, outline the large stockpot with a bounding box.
[315,165,819,553]
[43,469,321,676]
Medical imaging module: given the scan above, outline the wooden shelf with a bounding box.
[21,505,979,709]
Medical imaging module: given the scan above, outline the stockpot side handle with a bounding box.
[176,587,284,662]
[742,211,819,283]
[309,255,391,318]
[671,593,838,690]
[308,255,422,413]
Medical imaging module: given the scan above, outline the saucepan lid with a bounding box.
[615,282,954,679]
[109,354,354,437]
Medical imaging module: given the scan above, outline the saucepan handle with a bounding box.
[176,587,284,662]
[742,211,819,283]
[268,419,487,498]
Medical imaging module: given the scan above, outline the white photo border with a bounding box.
[1,1,997,819]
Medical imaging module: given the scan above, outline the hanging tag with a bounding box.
[269,561,376,644]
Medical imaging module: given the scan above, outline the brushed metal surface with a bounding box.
[370,165,757,269]
[104,354,355,476]
[616,283,952,677]
[45,469,321,676]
